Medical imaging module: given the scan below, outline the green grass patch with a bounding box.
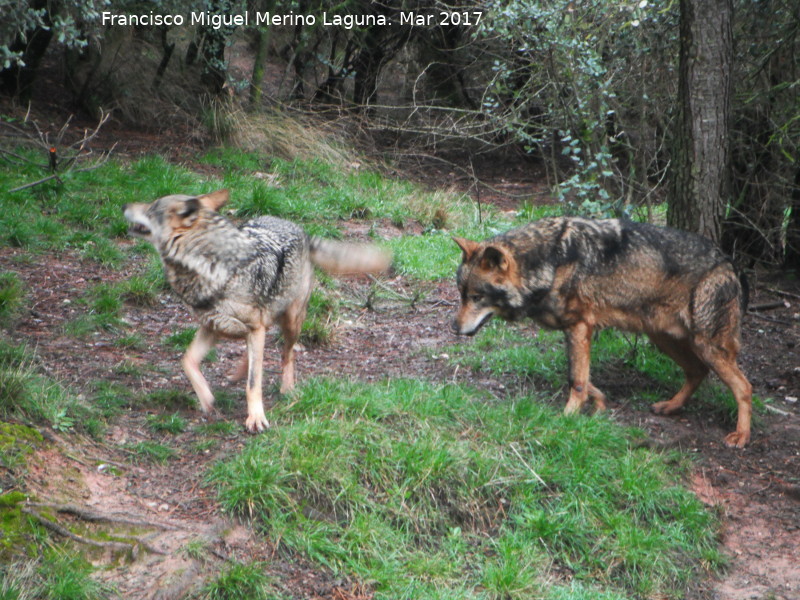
[0,340,96,434]
[143,388,196,411]
[0,552,113,600]
[209,378,722,600]
[124,441,177,465]
[1,147,496,275]
[300,287,338,346]
[162,327,199,352]
[447,321,567,388]
[200,561,284,600]
[0,422,43,473]
[63,282,127,338]
[0,272,26,328]
[146,413,188,435]
[196,420,240,437]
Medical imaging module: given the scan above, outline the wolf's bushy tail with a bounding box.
[309,237,391,275]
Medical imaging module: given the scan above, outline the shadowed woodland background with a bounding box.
[3,0,799,267]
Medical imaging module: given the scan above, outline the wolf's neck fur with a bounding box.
[160,211,252,307]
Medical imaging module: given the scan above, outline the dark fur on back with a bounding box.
[453,216,753,448]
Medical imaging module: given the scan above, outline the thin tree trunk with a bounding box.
[153,26,175,91]
[249,29,269,106]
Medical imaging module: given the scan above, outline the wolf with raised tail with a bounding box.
[124,189,390,432]
[452,217,752,448]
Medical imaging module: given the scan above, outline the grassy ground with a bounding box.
[0,142,725,599]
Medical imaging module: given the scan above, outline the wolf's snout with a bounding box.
[451,317,462,335]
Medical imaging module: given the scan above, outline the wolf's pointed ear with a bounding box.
[177,197,201,218]
[453,237,479,262]
[480,245,511,273]
[197,189,230,212]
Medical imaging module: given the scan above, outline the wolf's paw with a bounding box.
[651,400,681,415]
[245,413,270,433]
[227,356,248,383]
[723,430,749,448]
[198,396,215,414]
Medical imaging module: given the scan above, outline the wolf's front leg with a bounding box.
[244,325,269,432]
[563,321,593,415]
[182,325,218,414]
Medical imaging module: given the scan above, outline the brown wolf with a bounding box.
[123,189,390,432]
[452,217,752,447]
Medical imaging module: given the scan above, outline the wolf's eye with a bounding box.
[469,294,482,303]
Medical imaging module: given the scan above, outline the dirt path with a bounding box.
[2,246,799,599]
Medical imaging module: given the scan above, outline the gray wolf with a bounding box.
[123,189,390,432]
[452,217,752,448]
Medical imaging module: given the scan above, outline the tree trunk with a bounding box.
[199,0,236,95]
[248,0,276,107]
[249,29,269,106]
[153,26,176,91]
[667,0,733,243]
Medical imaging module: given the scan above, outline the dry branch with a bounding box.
[1,108,117,193]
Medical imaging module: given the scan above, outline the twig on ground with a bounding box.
[748,312,794,326]
[767,287,800,301]
[749,301,789,312]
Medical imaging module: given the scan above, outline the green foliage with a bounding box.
[210,378,722,599]
[478,0,678,217]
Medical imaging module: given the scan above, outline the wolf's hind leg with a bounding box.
[182,325,218,414]
[227,354,249,383]
[688,269,751,447]
[649,334,709,415]
[278,293,310,395]
[244,325,269,432]
[692,336,752,448]
[588,382,607,412]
